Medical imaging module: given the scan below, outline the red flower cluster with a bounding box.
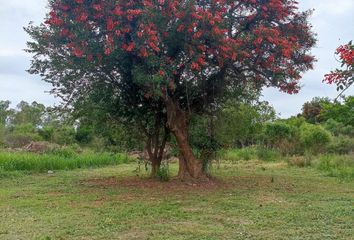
[42,0,315,94]
[323,42,354,94]
[336,44,354,66]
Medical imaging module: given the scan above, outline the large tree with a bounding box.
[26,0,316,179]
[13,101,46,127]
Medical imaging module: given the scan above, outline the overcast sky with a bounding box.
[0,0,353,117]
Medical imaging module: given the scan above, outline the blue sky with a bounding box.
[0,0,353,117]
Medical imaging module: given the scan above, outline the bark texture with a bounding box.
[165,97,205,179]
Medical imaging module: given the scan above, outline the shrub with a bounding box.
[314,155,354,181]
[218,148,254,162]
[236,148,256,161]
[38,125,55,142]
[0,126,5,147]
[256,147,280,162]
[89,136,108,152]
[262,122,301,155]
[327,135,354,155]
[5,134,39,148]
[285,116,306,128]
[324,119,354,137]
[300,124,331,154]
[49,126,76,145]
[218,147,280,162]
[156,163,170,182]
[5,124,42,148]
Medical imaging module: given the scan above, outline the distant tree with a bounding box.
[216,100,276,147]
[320,96,354,127]
[26,0,316,179]
[301,97,331,124]
[0,100,12,126]
[13,101,46,127]
[324,41,354,100]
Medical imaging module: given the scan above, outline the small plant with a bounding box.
[156,162,170,182]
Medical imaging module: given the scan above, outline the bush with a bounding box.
[262,122,301,155]
[300,124,331,154]
[219,148,256,162]
[256,147,281,162]
[88,137,108,152]
[38,125,55,142]
[324,119,354,137]
[327,135,354,155]
[52,126,76,145]
[5,124,42,148]
[314,155,354,181]
[0,126,6,147]
[219,147,280,162]
[5,134,38,148]
[156,164,170,182]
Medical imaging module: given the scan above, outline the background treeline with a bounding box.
[1,96,353,156]
[0,100,142,151]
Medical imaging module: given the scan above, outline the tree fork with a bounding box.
[144,114,169,178]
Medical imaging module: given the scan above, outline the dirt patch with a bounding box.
[79,174,295,198]
[93,198,106,207]
[80,176,231,194]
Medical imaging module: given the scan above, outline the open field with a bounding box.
[1,160,353,240]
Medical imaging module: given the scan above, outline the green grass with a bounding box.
[314,154,354,181]
[218,147,281,162]
[0,151,131,173]
[0,161,353,239]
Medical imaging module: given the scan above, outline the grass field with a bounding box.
[0,160,353,240]
[0,151,130,173]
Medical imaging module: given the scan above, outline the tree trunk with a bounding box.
[178,155,191,179]
[145,122,169,178]
[150,157,161,178]
[165,98,205,179]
